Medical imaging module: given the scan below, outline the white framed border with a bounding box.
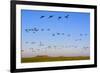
[16,4,95,69]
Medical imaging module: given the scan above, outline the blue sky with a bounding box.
[21,9,90,58]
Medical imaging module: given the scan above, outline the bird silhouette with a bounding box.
[80,34,83,36]
[65,15,69,19]
[31,42,36,44]
[41,28,44,31]
[33,32,35,33]
[34,27,39,31]
[47,28,50,31]
[79,39,82,41]
[75,39,78,41]
[57,33,60,35]
[58,16,62,20]
[62,33,64,35]
[40,16,45,19]
[67,34,71,37]
[21,50,24,52]
[25,41,28,44]
[32,50,35,52]
[37,49,40,51]
[48,46,51,48]
[29,29,32,31]
[54,46,56,48]
[85,34,88,36]
[52,34,55,36]
[83,46,89,50]
[48,15,53,19]
[74,46,77,48]
[29,48,33,50]
[39,41,44,46]
[25,29,29,32]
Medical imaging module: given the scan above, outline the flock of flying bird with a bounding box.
[23,29,89,53]
[22,15,89,55]
[39,15,69,20]
[25,27,68,36]
[25,26,88,37]
[22,38,89,53]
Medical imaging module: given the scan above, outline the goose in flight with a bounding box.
[62,33,64,35]
[34,27,39,31]
[48,15,53,19]
[67,34,71,37]
[39,41,44,46]
[57,33,60,35]
[41,28,44,31]
[65,15,69,19]
[85,34,88,36]
[40,16,45,19]
[58,16,62,20]
[47,28,50,31]
[31,42,36,44]
[52,34,55,36]
[80,34,83,36]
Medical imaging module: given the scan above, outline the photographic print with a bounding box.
[21,10,90,63]
[11,1,97,72]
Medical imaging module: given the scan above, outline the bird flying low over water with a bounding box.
[40,16,45,19]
